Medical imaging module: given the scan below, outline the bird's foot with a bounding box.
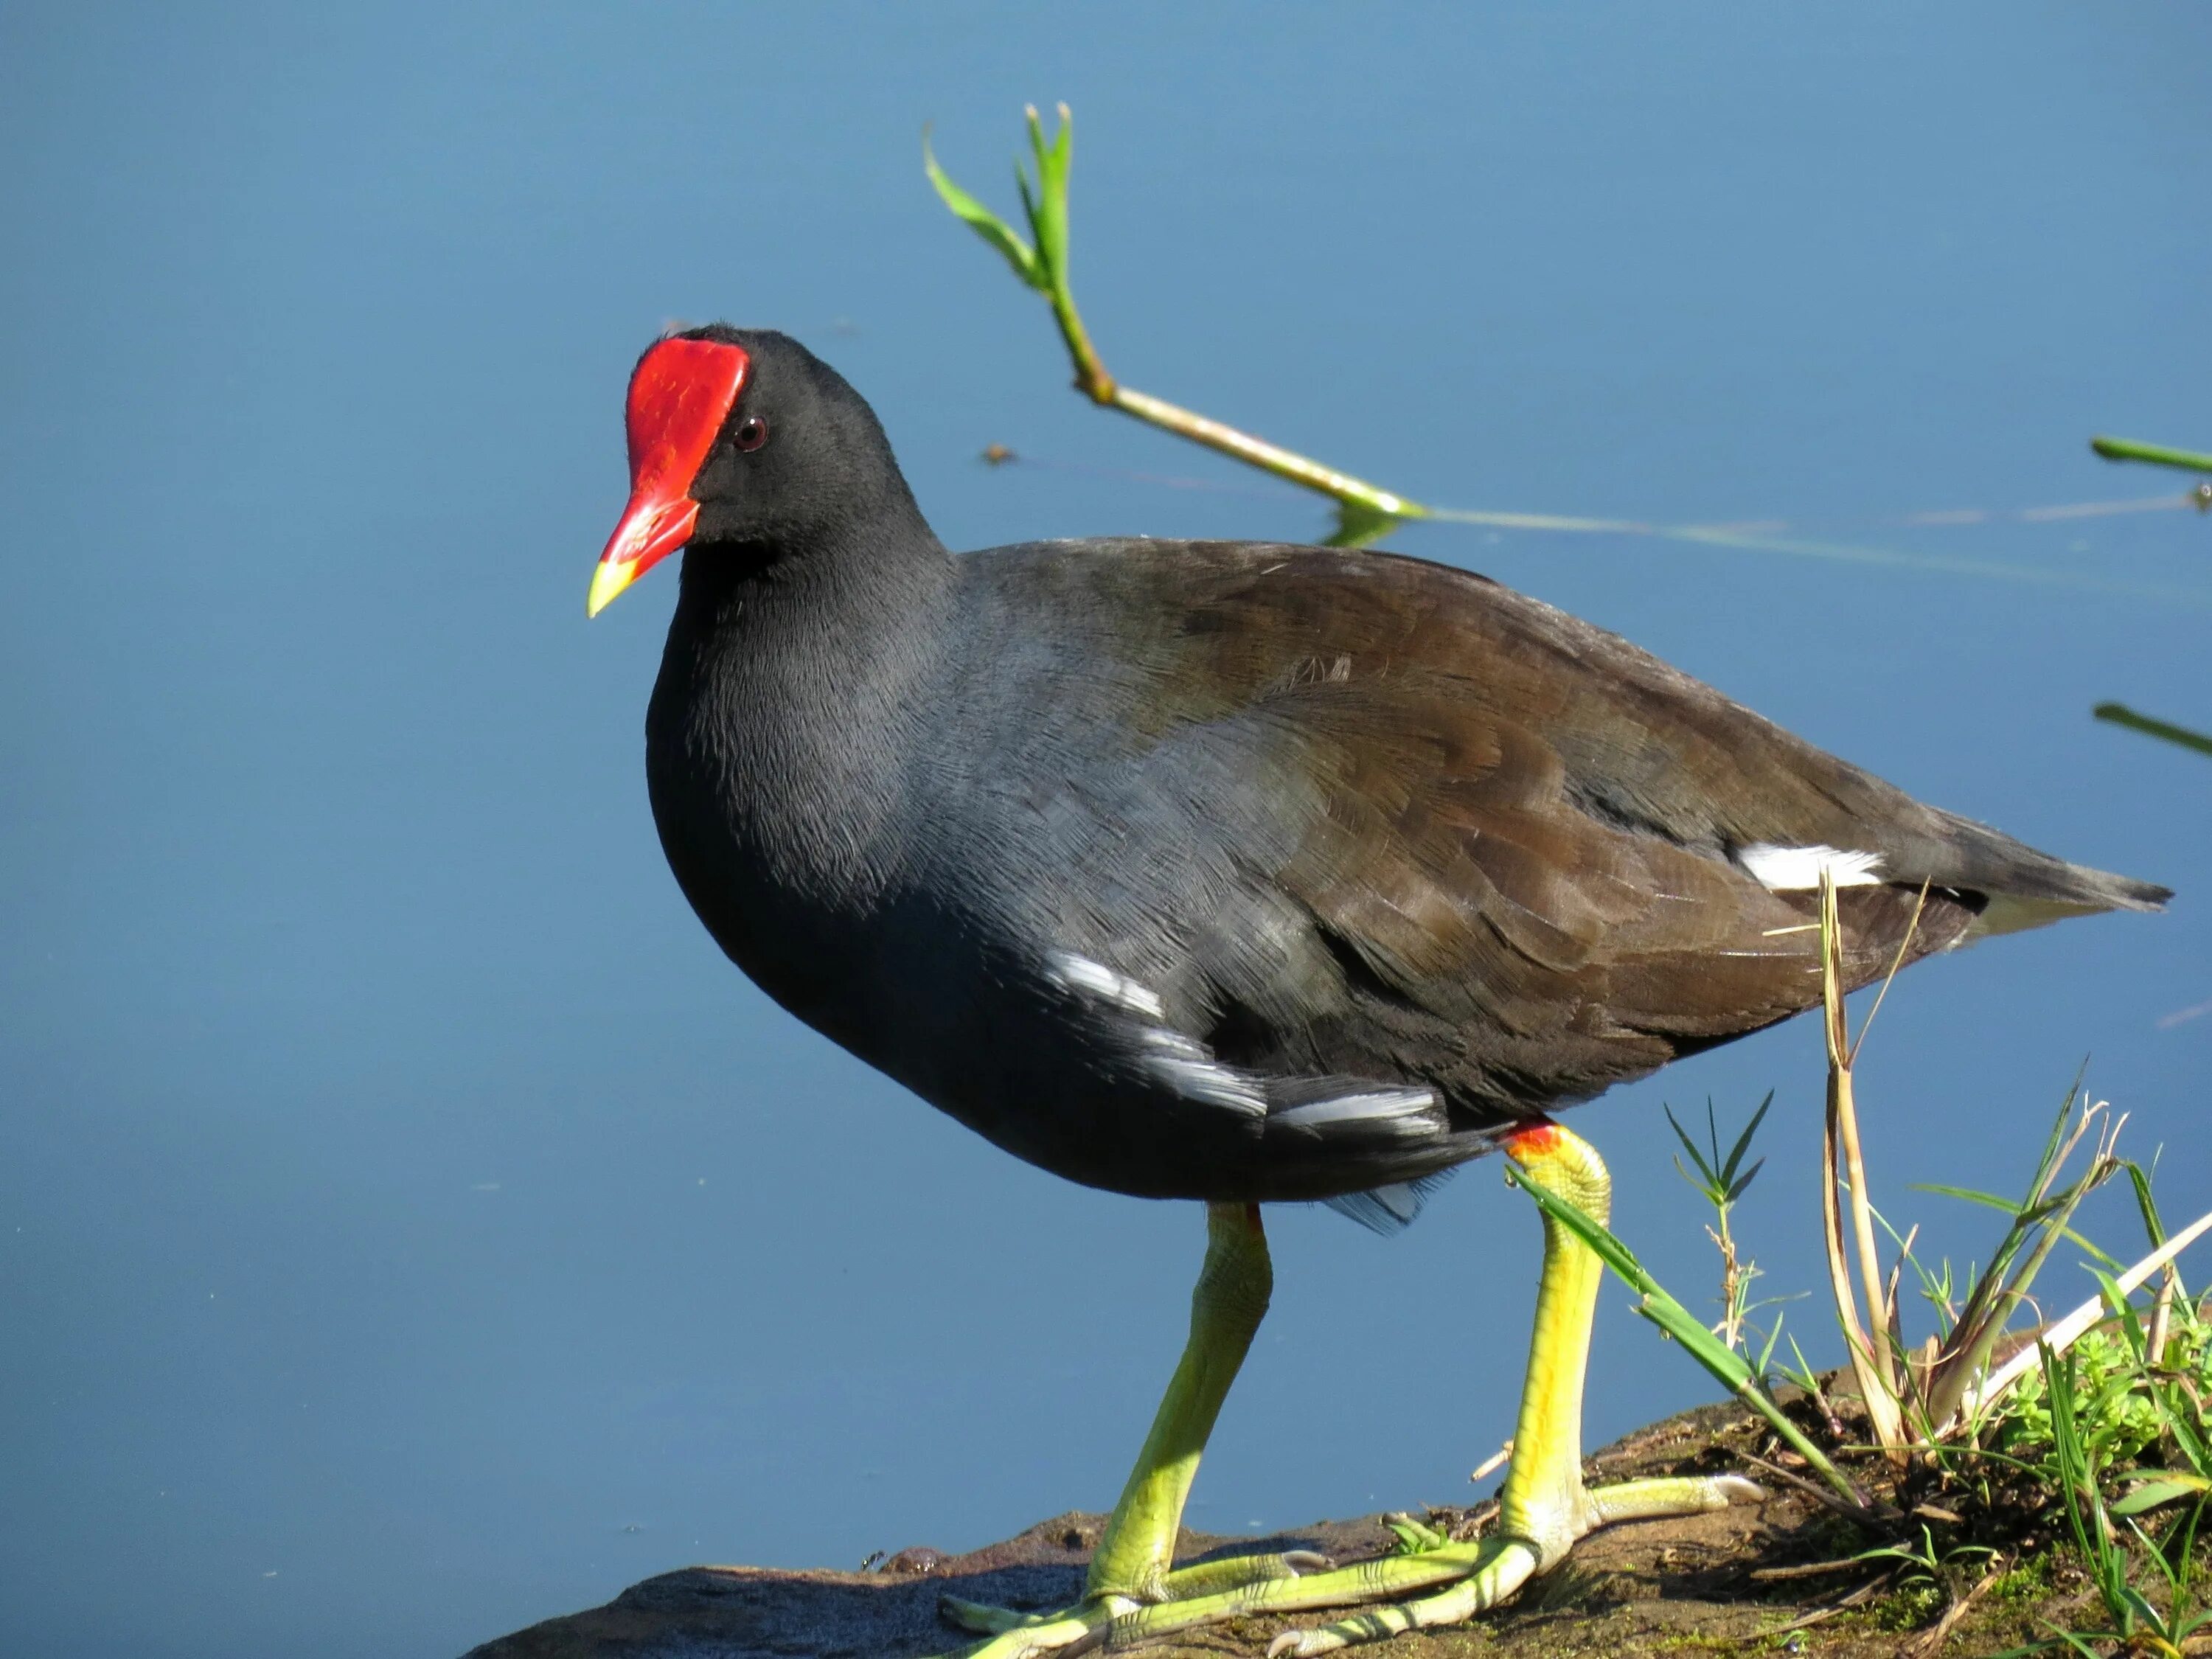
[928,1200,1287,1657]
[1049,1470,1758,1654]
[1237,1471,1764,1655]
[932,1546,1333,1658]
[1101,1116,1768,1654]
[935,1122,1766,1655]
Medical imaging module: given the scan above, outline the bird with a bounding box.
[584,325,2168,1656]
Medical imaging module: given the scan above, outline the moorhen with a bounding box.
[585,327,2167,1656]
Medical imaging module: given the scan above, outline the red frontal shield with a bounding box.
[588,337,750,615]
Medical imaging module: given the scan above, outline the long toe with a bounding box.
[1097,1468,1769,1655]
[931,1601,1123,1659]
[1158,1548,1332,1599]
[1263,1541,1541,1656]
[931,1545,1332,1658]
[938,1593,1068,1637]
[1590,1471,1765,1526]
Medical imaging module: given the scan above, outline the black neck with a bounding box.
[648,502,958,910]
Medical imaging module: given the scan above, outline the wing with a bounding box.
[958,540,2160,1135]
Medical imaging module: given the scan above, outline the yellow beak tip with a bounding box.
[587,560,639,619]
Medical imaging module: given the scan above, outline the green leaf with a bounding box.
[1023,103,1071,285]
[2111,1473,2212,1515]
[1325,498,1403,549]
[1663,1103,1719,1191]
[1383,1512,1450,1554]
[1015,165,1043,251]
[922,128,1045,291]
[1720,1091,1774,1187]
[2112,1584,2162,1629]
[2124,1159,2168,1253]
[1910,1183,2112,1265]
[1725,1157,1767,1204]
[1914,1182,2028,1215]
[2045,1633,2111,1658]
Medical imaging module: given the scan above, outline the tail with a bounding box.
[1929,810,2171,939]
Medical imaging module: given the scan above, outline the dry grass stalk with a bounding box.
[1818,870,1910,1457]
[1468,1440,1513,1484]
[1953,1203,2212,1425]
[2146,1258,2178,1369]
[1808,873,2191,1454]
[1712,1220,1745,1348]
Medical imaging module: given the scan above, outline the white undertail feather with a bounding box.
[1739,843,1885,891]
[1965,893,2112,941]
[1135,1029,1269,1118]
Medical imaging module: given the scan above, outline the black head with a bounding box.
[587,325,924,616]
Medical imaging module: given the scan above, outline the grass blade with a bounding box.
[922,128,1043,289]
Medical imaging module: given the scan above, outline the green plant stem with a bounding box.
[927,107,1427,535]
[2090,436,2212,475]
[1108,386,1421,518]
[2093,703,2212,759]
[1046,271,1113,406]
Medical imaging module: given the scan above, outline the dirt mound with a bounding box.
[462,1399,2081,1658]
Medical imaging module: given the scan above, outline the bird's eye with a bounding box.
[734,415,771,453]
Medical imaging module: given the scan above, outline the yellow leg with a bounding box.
[935,1203,1329,1658]
[1495,1122,1607,1569]
[1086,1122,1762,1655]
[1085,1200,1274,1599]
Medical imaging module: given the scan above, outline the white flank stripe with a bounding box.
[1044,951,1167,1019]
[1739,843,1886,891]
[1271,1089,1436,1130]
[1144,1054,1268,1117]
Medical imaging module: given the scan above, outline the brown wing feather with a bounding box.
[1125,542,1980,1117]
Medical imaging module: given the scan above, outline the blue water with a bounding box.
[2,6,2206,1656]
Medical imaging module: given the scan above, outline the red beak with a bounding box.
[588,337,751,616]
